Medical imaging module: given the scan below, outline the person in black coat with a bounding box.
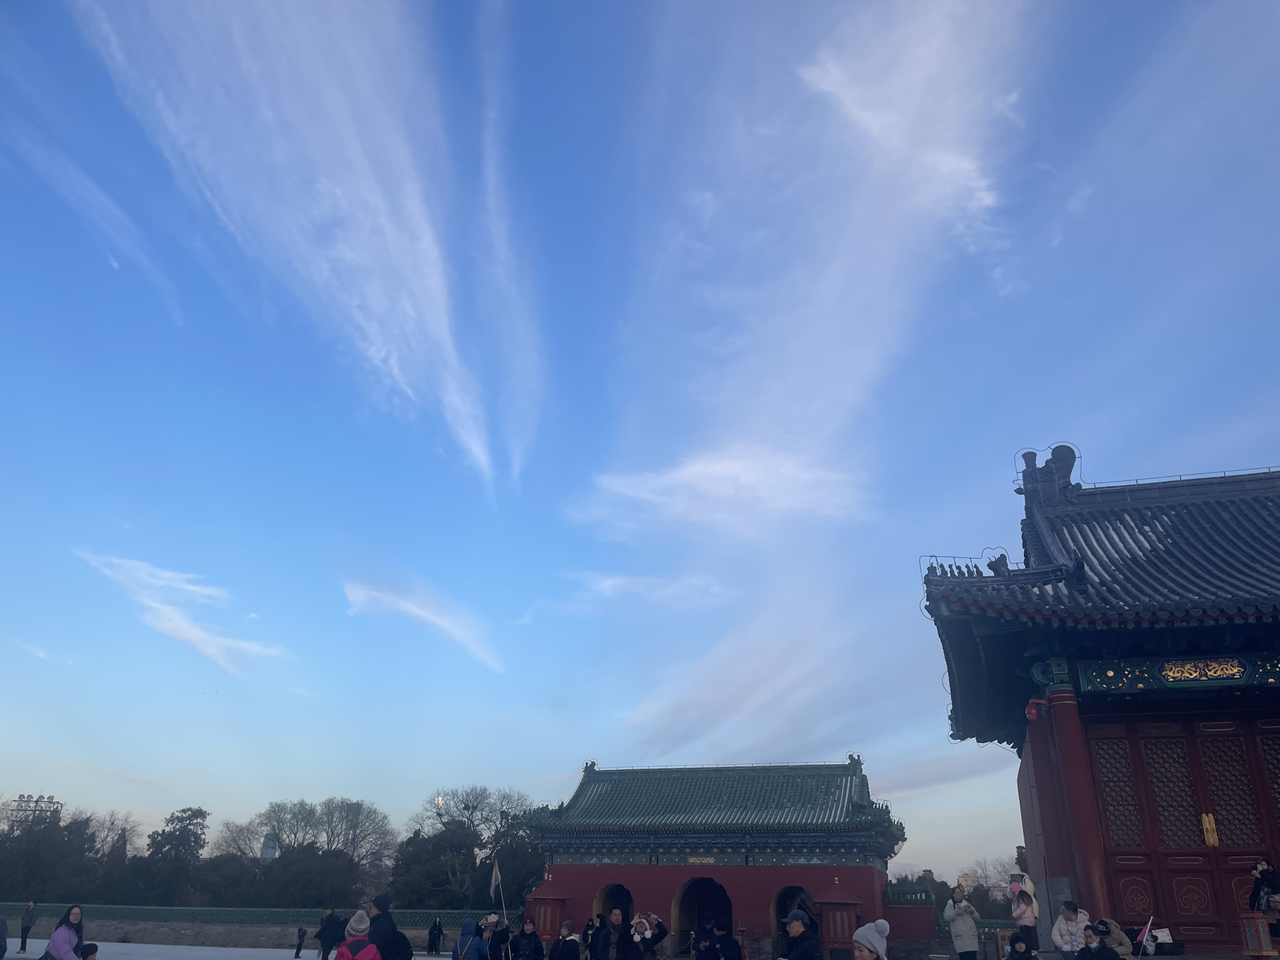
[294,926,308,958]
[317,908,346,960]
[512,918,545,960]
[712,919,740,960]
[1080,927,1118,960]
[20,902,37,955]
[694,914,718,960]
[369,894,400,959]
[779,910,822,960]
[486,915,512,960]
[550,921,582,960]
[591,909,641,960]
[429,918,446,955]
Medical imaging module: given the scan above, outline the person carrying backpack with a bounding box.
[338,911,381,960]
[369,895,415,960]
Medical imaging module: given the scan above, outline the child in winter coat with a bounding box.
[338,910,383,960]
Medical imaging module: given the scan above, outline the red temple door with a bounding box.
[1087,717,1277,948]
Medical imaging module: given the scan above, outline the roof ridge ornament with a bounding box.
[1015,445,1083,507]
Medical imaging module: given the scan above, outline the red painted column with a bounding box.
[1047,686,1112,917]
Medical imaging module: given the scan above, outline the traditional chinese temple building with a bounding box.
[926,446,1280,952]
[525,757,929,957]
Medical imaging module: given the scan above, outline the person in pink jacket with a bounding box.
[337,910,383,960]
[45,905,84,960]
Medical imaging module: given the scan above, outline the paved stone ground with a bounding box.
[6,940,309,959]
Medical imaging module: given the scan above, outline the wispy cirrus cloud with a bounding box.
[570,571,730,609]
[344,581,500,672]
[615,2,1025,752]
[580,446,861,536]
[71,0,541,480]
[4,126,182,321]
[478,0,544,480]
[80,553,280,675]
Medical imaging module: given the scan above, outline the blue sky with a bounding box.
[3,1,1279,880]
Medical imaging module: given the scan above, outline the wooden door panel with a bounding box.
[1113,872,1158,922]
[1197,736,1265,847]
[1140,738,1207,849]
[1164,872,1217,919]
[1092,738,1147,848]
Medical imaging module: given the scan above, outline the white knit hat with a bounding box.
[853,919,890,959]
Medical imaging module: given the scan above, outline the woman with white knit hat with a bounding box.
[852,919,891,960]
[337,910,381,960]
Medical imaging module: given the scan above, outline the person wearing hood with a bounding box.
[852,920,890,960]
[779,909,822,960]
[591,908,641,960]
[550,921,581,960]
[429,918,446,955]
[1008,933,1034,960]
[512,918,546,960]
[337,911,381,960]
[631,913,668,960]
[19,902,37,955]
[45,906,84,960]
[944,886,980,960]
[1051,902,1089,960]
[456,919,493,960]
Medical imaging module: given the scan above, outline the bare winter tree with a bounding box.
[316,797,398,868]
[964,855,1018,893]
[406,785,531,841]
[210,818,264,859]
[91,809,142,858]
[256,799,321,852]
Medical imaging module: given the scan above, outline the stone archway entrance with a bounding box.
[772,886,815,957]
[595,883,636,925]
[674,877,732,956]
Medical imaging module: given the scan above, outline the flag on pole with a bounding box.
[490,859,503,903]
[1136,917,1154,955]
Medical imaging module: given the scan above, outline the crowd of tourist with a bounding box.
[942,873,1143,960]
[2,898,895,960]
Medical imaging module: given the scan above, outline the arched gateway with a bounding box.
[525,757,913,957]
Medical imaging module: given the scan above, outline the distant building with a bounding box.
[260,832,280,860]
[526,756,930,957]
[926,446,1280,952]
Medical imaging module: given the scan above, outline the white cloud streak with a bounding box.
[81,553,280,675]
[584,446,860,535]
[5,127,182,320]
[570,571,730,609]
[344,582,500,672]
[479,0,544,479]
[617,2,1025,752]
[72,0,501,479]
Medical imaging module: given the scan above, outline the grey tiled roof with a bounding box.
[530,758,897,835]
[926,466,1280,622]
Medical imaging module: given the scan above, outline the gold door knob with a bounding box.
[1201,812,1219,847]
